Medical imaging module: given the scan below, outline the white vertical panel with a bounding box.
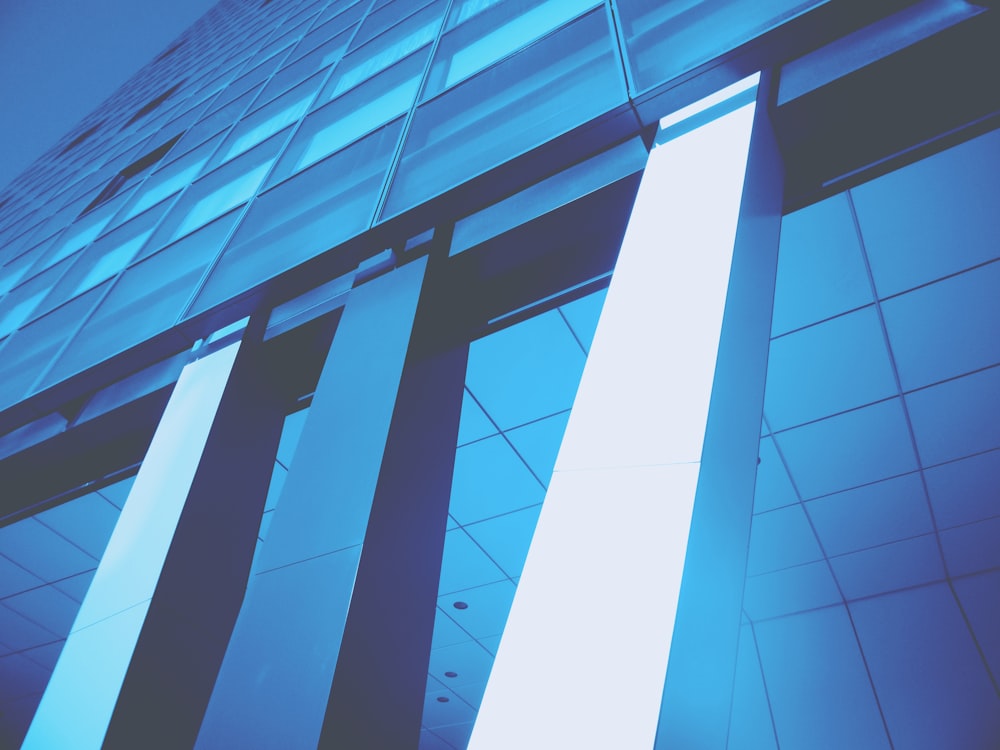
[22,341,241,750]
[468,97,758,749]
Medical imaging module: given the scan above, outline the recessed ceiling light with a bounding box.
[444,671,458,678]
[437,696,450,703]
[453,601,468,610]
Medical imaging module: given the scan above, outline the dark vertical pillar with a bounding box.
[22,330,271,749]
[195,254,468,749]
[318,280,468,748]
[654,72,785,749]
[102,321,288,750]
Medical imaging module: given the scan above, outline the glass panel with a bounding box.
[426,0,599,98]
[120,138,217,223]
[35,194,130,273]
[350,0,441,51]
[216,76,321,165]
[38,205,166,313]
[189,121,404,317]
[616,0,820,92]
[0,286,107,410]
[290,1,367,61]
[382,8,625,218]
[153,135,282,245]
[322,0,446,101]
[44,211,240,386]
[275,49,428,179]
[259,27,355,103]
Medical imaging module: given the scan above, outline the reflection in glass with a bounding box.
[426,0,598,97]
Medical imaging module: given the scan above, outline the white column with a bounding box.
[22,340,242,750]
[468,85,759,749]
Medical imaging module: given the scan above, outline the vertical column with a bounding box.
[196,255,468,749]
[468,77,779,749]
[23,327,285,749]
[654,74,784,750]
[318,282,468,748]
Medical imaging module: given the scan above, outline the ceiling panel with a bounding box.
[456,389,497,446]
[851,126,1000,298]
[427,640,495,695]
[850,584,1000,749]
[774,398,917,500]
[436,580,515,642]
[0,519,97,582]
[952,570,1000,680]
[753,436,798,514]
[764,306,896,431]
[747,504,822,576]
[830,534,944,600]
[447,435,545,525]
[33,491,119,559]
[755,606,890,750]
[805,471,932,557]
[727,625,778,750]
[771,192,872,336]
[504,411,569,485]
[0,555,45,599]
[924,449,1000,528]
[558,287,607,353]
[430,607,474,649]
[882,261,1000,391]
[906,365,1000,466]
[0,603,59,654]
[437,529,507,596]
[939,516,1000,578]
[464,309,586,431]
[742,561,840,622]
[463,505,541,579]
[3,586,80,638]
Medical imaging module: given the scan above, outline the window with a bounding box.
[60,123,103,156]
[123,82,185,128]
[80,134,182,217]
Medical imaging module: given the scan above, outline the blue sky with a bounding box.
[0,0,219,191]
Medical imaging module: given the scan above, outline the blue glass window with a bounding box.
[350,0,442,51]
[259,27,355,103]
[216,76,321,166]
[153,134,282,244]
[322,0,446,101]
[37,205,165,314]
[120,138,217,222]
[275,49,428,179]
[44,210,241,386]
[188,121,404,317]
[0,285,107,409]
[615,0,819,92]
[382,8,625,218]
[425,0,599,98]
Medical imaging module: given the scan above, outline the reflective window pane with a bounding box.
[383,8,625,218]
[275,49,428,178]
[616,0,820,92]
[426,0,599,98]
[189,121,404,317]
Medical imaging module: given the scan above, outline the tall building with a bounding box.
[1,0,998,747]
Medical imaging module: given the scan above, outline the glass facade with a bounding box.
[1,0,999,748]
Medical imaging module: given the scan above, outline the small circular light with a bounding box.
[437,696,450,703]
[444,671,458,678]
[453,601,468,610]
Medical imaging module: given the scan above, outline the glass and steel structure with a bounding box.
[1,0,999,747]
